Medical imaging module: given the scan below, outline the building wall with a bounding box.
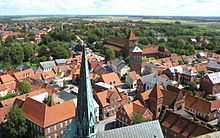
[0,89,8,97]
[200,76,215,94]
[130,51,142,75]
[28,118,73,138]
[116,108,131,127]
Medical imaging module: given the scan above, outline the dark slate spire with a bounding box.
[62,46,96,138]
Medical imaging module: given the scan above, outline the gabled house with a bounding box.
[137,84,185,119]
[41,71,56,82]
[137,73,172,92]
[185,93,220,121]
[107,58,130,78]
[125,71,140,88]
[160,110,214,138]
[200,72,220,94]
[13,69,34,81]
[100,72,122,87]
[94,87,129,120]
[0,74,16,84]
[94,89,122,120]
[53,65,71,78]
[164,65,197,84]
[116,100,153,127]
[39,61,56,72]
[20,98,75,138]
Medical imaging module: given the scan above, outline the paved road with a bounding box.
[96,115,116,132]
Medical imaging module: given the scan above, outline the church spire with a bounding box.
[62,46,96,138]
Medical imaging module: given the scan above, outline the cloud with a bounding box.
[0,0,219,16]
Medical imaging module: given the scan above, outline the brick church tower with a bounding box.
[130,46,142,75]
[148,84,163,119]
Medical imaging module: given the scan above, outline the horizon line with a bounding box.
[0,14,220,18]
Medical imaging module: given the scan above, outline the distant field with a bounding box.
[11,17,48,21]
[84,16,220,29]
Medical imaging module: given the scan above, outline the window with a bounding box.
[54,125,56,130]
[69,119,72,123]
[60,122,63,128]
[54,133,58,138]
[65,120,68,125]
[48,127,50,133]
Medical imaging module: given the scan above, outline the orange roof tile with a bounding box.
[0,74,15,83]
[128,71,140,80]
[13,69,34,81]
[149,84,163,99]
[21,98,75,128]
[128,31,137,41]
[95,89,121,107]
[0,106,11,123]
[101,72,122,87]
[41,71,56,80]
[0,88,56,107]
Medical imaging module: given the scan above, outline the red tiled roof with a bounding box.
[194,63,207,72]
[21,98,75,128]
[149,84,163,99]
[128,71,140,80]
[0,74,16,83]
[0,88,56,107]
[13,69,34,81]
[41,71,56,80]
[101,72,122,87]
[0,82,17,93]
[95,89,121,107]
[0,106,11,123]
[185,93,216,115]
[128,31,137,41]
[161,110,214,137]
[122,100,153,120]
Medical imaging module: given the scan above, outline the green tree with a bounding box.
[131,112,151,124]
[42,35,53,45]
[51,46,71,59]
[198,70,206,78]
[188,81,197,91]
[18,81,31,94]
[1,106,27,138]
[105,48,115,61]
[23,44,35,62]
[178,60,184,65]
[10,45,24,65]
[42,95,52,105]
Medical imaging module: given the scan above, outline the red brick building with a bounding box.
[20,98,75,138]
[130,46,143,75]
[200,72,220,94]
[94,88,129,120]
[116,100,153,127]
[160,110,214,138]
[137,84,185,119]
[103,31,138,57]
[185,93,220,121]
[142,44,170,58]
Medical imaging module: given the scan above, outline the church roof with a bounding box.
[149,84,163,99]
[96,120,164,138]
[128,31,137,41]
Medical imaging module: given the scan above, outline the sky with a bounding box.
[0,0,219,16]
